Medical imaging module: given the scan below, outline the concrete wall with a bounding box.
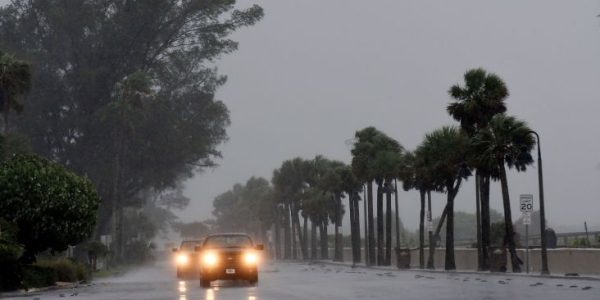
[339,247,600,275]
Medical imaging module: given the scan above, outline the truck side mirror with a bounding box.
[255,244,264,251]
[171,248,178,253]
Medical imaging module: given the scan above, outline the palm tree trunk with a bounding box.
[385,181,392,265]
[426,191,435,269]
[429,204,450,269]
[445,191,456,271]
[348,194,357,263]
[320,222,329,259]
[376,182,384,265]
[310,219,318,259]
[303,215,308,260]
[291,219,297,259]
[353,194,361,263]
[481,175,491,270]
[367,181,376,265]
[336,193,344,261]
[475,171,483,271]
[498,161,522,272]
[419,189,426,269]
[292,209,306,260]
[283,200,292,259]
[274,210,281,260]
[284,201,291,259]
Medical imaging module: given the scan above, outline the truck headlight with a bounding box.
[244,252,258,265]
[202,252,218,267]
[176,254,189,265]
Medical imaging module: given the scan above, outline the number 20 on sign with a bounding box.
[520,194,533,212]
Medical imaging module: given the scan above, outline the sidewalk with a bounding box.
[313,260,600,282]
[0,282,86,299]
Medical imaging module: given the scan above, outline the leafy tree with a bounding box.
[447,68,508,270]
[0,1,263,253]
[173,222,209,239]
[0,132,30,161]
[212,177,275,245]
[122,210,157,244]
[417,127,471,270]
[0,50,31,135]
[472,114,534,272]
[0,154,100,262]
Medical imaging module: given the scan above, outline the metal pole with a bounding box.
[363,184,368,264]
[525,223,529,274]
[394,179,401,249]
[529,130,549,275]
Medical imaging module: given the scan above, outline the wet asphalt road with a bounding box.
[3,262,600,300]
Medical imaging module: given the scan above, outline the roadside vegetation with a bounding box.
[0,0,264,292]
[208,68,550,273]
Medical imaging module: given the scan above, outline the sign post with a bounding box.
[520,194,533,273]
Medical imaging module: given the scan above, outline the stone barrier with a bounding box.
[339,247,600,275]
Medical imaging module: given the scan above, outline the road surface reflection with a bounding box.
[177,279,257,300]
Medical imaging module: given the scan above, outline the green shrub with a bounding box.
[35,258,89,282]
[0,260,23,291]
[0,154,100,262]
[22,265,57,289]
[0,218,24,291]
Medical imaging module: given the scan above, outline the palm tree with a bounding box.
[399,151,424,268]
[317,159,347,261]
[472,114,534,272]
[339,165,363,264]
[417,127,471,270]
[272,158,310,260]
[351,127,380,265]
[302,186,330,259]
[372,146,403,265]
[401,149,439,269]
[356,129,403,266]
[0,50,31,135]
[447,68,508,270]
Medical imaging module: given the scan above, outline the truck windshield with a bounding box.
[204,235,252,248]
[180,241,201,251]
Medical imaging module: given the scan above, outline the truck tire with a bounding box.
[248,274,258,285]
[200,278,211,288]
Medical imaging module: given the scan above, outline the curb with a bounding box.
[310,260,600,282]
[0,282,84,299]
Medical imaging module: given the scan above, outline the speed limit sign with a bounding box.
[520,194,533,212]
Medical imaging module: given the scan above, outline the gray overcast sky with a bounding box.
[176,0,600,232]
